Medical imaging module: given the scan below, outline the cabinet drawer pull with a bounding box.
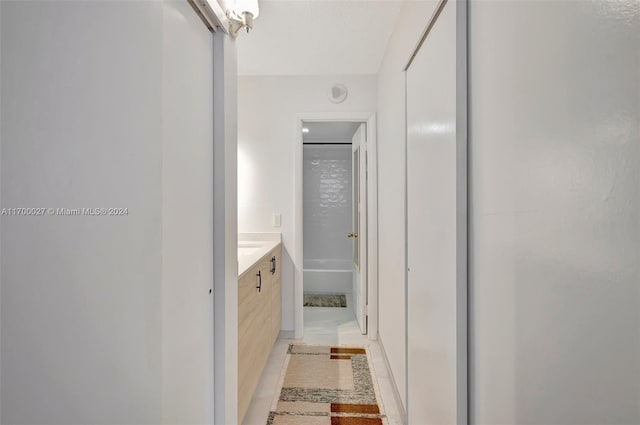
[256,270,262,292]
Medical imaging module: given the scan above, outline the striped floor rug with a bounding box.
[267,345,387,425]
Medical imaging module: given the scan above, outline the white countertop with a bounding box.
[238,233,282,278]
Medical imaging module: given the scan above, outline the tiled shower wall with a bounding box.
[303,145,352,270]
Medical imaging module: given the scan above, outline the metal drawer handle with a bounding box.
[256,270,262,292]
[270,256,276,275]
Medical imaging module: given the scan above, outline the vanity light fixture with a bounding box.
[302,128,310,133]
[228,0,260,37]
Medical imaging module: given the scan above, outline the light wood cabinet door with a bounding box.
[238,266,262,420]
[255,257,273,370]
[270,246,282,344]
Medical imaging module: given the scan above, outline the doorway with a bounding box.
[294,113,378,341]
[302,121,364,338]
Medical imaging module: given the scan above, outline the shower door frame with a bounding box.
[293,112,378,341]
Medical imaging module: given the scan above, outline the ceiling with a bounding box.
[302,121,361,142]
[236,1,403,76]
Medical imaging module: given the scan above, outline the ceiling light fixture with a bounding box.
[302,128,310,133]
[228,0,260,37]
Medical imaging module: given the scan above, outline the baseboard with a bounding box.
[278,330,295,339]
[378,332,407,423]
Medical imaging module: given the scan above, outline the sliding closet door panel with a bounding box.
[406,1,461,423]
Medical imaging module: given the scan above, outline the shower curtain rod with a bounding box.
[303,142,352,145]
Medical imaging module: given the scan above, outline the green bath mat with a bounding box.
[303,293,347,308]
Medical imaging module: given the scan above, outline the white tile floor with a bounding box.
[242,297,404,425]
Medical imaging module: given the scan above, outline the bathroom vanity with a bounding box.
[237,234,282,423]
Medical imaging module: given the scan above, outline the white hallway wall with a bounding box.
[238,75,377,331]
[376,0,440,412]
[469,1,639,423]
[1,2,215,423]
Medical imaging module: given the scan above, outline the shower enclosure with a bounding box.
[303,143,353,295]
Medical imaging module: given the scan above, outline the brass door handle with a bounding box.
[347,232,358,238]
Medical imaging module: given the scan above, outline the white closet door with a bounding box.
[406,0,466,423]
[351,123,367,334]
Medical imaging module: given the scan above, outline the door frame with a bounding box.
[293,112,378,340]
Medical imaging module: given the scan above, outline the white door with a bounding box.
[406,0,466,423]
[351,123,367,334]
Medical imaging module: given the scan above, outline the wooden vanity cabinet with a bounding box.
[238,244,281,423]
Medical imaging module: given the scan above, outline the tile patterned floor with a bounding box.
[242,298,403,425]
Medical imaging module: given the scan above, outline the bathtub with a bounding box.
[303,259,353,294]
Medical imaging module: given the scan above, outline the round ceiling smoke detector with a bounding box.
[327,84,348,104]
